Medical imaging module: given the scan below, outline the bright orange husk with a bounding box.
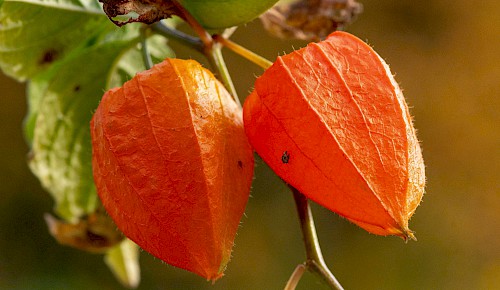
[91,58,254,280]
[243,31,425,239]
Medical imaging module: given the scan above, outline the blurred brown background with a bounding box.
[1,0,499,289]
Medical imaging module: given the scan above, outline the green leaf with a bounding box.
[3,0,175,286]
[147,34,176,63]
[177,0,279,29]
[0,0,110,80]
[28,29,141,221]
[24,78,48,144]
[26,21,175,221]
[104,239,141,289]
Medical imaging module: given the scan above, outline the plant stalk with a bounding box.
[284,264,306,290]
[140,26,153,70]
[151,22,203,52]
[171,1,212,48]
[290,186,344,290]
[214,35,273,70]
[207,43,241,107]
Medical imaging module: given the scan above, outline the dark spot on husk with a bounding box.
[281,151,290,164]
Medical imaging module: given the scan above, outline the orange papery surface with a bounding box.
[243,31,425,239]
[91,58,254,280]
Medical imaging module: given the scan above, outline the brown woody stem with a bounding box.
[290,185,344,290]
[171,1,211,47]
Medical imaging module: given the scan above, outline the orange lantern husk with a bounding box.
[91,58,254,280]
[243,31,425,240]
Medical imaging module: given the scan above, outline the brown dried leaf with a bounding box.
[100,0,178,26]
[45,209,123,253]
[260,0,363,41]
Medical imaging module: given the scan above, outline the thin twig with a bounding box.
[151,21,203,52]
[208,43,241,107]
[290,186,344,290]
[140,27,153,70]
[214,35,273,70]
[284,264,306,290]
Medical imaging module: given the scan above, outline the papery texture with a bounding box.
[244,31,425,239]
[91,58,254,280]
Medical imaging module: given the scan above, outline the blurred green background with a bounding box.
[1,0,499,289]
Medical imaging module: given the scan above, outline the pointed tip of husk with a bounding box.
[397,227,417,243]
[386,223,417,242]
[208,272,224,284]
[402,232,417,243]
